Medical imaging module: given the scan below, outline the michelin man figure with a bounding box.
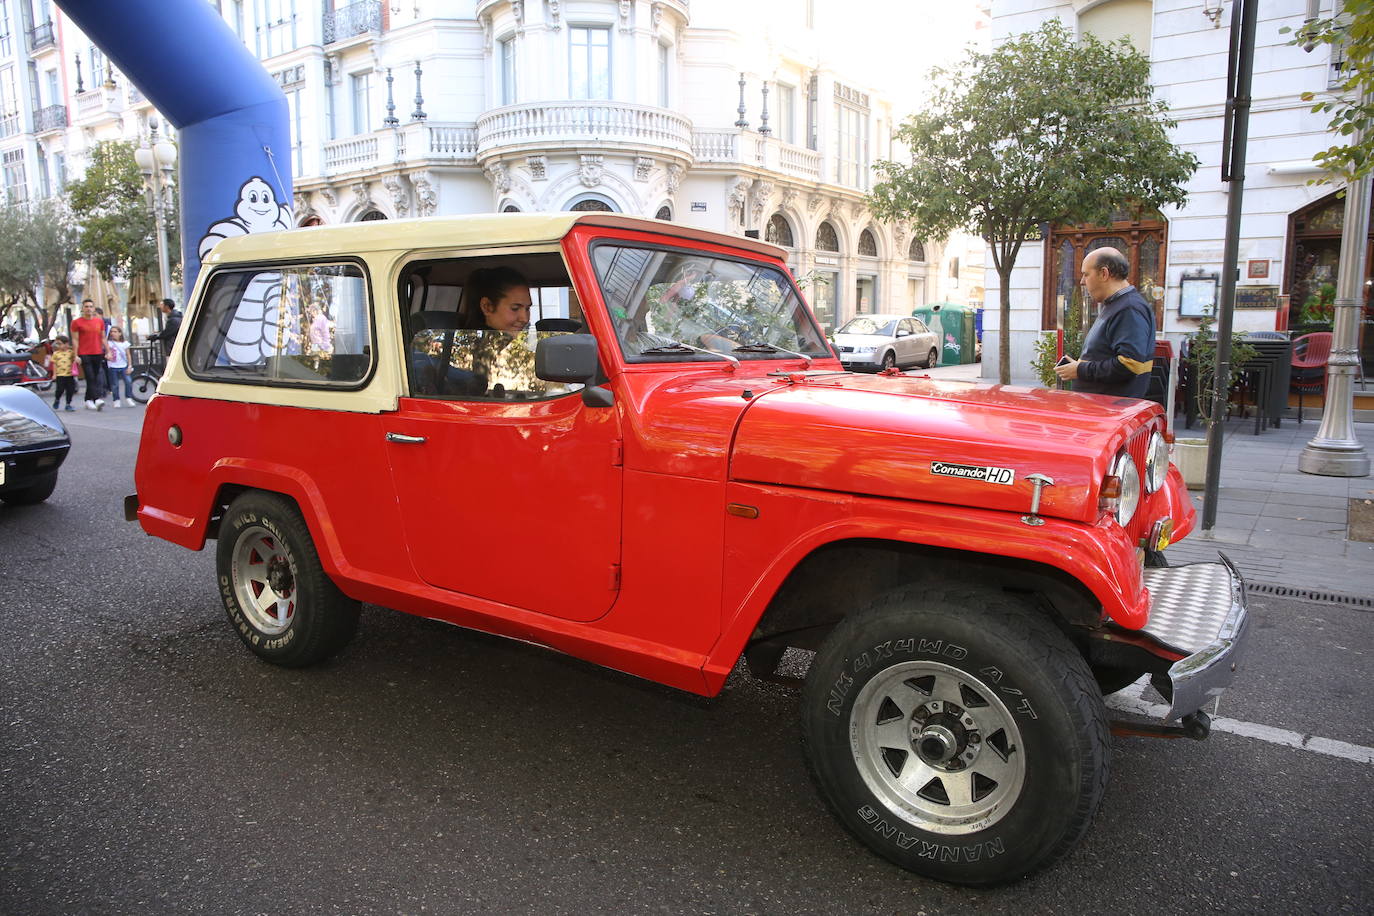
[197,176,291,261]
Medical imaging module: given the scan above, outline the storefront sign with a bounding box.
[1247,259,1270,279]
[815,256,838,266]
[691,202,707,212]
[1235,286,1279,310]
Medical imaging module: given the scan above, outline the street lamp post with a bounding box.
[134,117,177,330]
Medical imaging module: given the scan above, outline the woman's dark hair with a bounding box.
[463,266,528,328]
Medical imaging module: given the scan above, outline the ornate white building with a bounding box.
[1,0,987,334]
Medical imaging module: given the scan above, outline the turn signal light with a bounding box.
[1101,476,1122,499]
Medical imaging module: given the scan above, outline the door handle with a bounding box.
[385,432,427,444]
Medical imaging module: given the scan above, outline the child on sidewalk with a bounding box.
[49,336,77,411]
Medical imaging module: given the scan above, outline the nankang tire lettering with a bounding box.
[858,805,1005,861]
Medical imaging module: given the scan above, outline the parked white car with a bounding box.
[833,314,940,371]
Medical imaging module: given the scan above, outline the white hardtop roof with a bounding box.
[200,212,788,264]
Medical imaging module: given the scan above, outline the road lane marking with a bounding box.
[1107,687,1374,765]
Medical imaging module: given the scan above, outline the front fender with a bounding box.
[704,482,1148,693]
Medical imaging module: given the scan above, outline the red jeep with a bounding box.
[129,213,1246,885]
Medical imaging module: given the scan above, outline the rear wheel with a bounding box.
[130,374,158,403]
[926,348,939,368]
[216,491,360,667]
[801,586,1110,885]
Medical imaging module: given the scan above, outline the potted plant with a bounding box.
[1174,312,1259,488]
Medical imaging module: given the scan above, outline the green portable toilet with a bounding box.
[912,302,977,365]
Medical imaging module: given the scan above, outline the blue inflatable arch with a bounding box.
[54,0,293,297]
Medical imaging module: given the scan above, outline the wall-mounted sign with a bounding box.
[1235,285,1279,309]
[691,202,707,212]
[1247,259,1270,279]
[815,256,839,266]
[1179,271,1220,317]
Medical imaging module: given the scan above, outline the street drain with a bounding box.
[1247,581,1374,609]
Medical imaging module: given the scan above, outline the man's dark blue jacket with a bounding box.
[1075,285,1154,398]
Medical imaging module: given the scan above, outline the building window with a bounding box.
[909,238,926,262]
[832,82,871,190]
[323,58,335,140]
[0,67,17,138]
[766,213,794,247]
[502,204,521,213]
[570,26,611,100]
[359,209,386,221]
[569,195,616,212]
[53,149,64,189]
[2,148,27,203]
[500,36,516,106]
[858,228,877,257]
[286,85,303,175]
[655,204,672,221]
[257,0,298,58]
[777,83,795,145]
[0,0,10,57]
[232,0,245,39]
[816,220,839,252]
[806,74,818,151]
[35,146,47,197]
[1044,210,1167,328]
[350,71,372,135]
[657,41,669,108]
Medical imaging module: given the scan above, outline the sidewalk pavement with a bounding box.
[916,361,1374,598]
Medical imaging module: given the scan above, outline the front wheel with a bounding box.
[216,491,360,667]
[801,587,1110,885]
[879,351,896,371]
[129,374,158,404]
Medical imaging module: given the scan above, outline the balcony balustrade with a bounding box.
[323,0,382,45]
[75,88,122,120]
[692,129,823,182]
[32,103,67,134]
[27,20,55,53]
[318,122,480,178]
[323,135,379,172]
[476,101,694,161]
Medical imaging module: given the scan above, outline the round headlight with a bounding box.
[1144,430,1169,493]
[1113,452,1141,525]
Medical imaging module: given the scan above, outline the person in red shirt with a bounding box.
[70,299,108,410]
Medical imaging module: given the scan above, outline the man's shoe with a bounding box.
[95,398,104,411]
[85,400,95,410]
[112,399,121,407]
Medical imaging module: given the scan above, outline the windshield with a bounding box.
[838,317,895,336]
[591,244,831,362]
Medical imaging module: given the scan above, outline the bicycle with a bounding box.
[128,347,166,404]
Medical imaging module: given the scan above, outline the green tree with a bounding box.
[868,20,1197,383]
[0,198,82,339]
[1289,2,1374,181]
[66,140,180,293]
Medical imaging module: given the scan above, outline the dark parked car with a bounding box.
[0,385,70,505]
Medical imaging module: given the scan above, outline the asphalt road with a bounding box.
[2,406,1371,915]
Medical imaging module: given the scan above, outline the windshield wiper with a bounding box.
[640,341,740,368]
[732,342,813,368]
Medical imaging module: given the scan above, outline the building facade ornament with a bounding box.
[293,191,309,215]
[351,181,372,209]
[751,180,774,226]
[807,193,825,215]
[480,14,493,52]
[546,0,561,31]
[383,173,410,217]
[484,160,512,193]
[512,1,525,35]
[651,2,664,31]
[850,201,866,221]
[619,0,632,33]
[728,177,751,225]
[318,185,338,209]
[665,163,683,194]
[527,154,547,180]
[780,187,798,212]
[579,154,605,188]
[635,156,654,182]
[409,172,437,217]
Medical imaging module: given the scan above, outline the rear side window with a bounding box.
[185,263,372,386]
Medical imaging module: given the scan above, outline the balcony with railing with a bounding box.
[26,20,56,53]
[476,101,694,162]
[319,121,480,177]
[32,104,67,134]
[323,0,382,45]
[691,129,822,181]
[75,88,123,121]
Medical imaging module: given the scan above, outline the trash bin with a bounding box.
[913,302,978,365]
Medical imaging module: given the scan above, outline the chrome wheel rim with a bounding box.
[230,524,297,635]
[849,660,1025,835]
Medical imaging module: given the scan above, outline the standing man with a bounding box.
[70,299,108,410]
[1054,247,1155,398]
[146,299,183,358]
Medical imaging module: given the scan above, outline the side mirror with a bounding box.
[535,333,614,407]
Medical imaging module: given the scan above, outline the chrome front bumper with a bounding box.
[1139,554,1249,722]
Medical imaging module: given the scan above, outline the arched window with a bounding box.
[359,210,387,221]
[1045,208,1167,328]
[909,238,926,262]
[298,214,324,228]
[816,220,839,252]
[502,204,521,213]
[568,195,616,212]
[858,228,877,257]
[766,213,794,247]
[655,204,672,221]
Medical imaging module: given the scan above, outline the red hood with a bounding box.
[725,372,1158,523]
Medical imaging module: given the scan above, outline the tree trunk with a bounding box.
[998,263,1014,384]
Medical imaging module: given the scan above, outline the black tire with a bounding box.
[216,491,360,667]
[1,474,57,505]
[926,348,940,369]
[130,374,157,404]
[880,351,896,371]
[801,586,1110,886]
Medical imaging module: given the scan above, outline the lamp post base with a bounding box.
[1298,440,1370,477]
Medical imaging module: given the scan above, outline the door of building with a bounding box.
[1044,212,1167,329]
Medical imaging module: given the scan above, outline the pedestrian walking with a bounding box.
[49,335,78,412]
[145,299,183,358]
[105,327,134,406]
[71,299,108,410]
[1053,247,1156,398]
